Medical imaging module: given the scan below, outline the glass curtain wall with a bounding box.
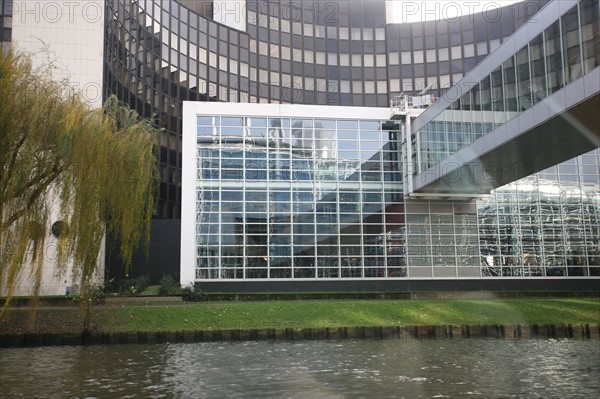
[193,112,599,280]
[195,116,405,279]
[478,151,600,278]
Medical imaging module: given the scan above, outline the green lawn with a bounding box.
[139,285,161,296]
[91,299,600,332]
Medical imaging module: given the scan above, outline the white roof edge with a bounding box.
[182,101,392,120]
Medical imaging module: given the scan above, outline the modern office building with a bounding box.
[177,0,599,291]
[2,0,599,292]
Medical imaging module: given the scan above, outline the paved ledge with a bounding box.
[103,296,183,305]
[2,291,598,308]
[1,324,598,348]
[202,291,600,301]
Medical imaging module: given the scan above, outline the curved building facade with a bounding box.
[103,0,548,218]
[100,0,600,289]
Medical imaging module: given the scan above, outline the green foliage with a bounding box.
[158,275,204,299]
[158,274,177,295]
[104,275,152,296]
[181,283,206,302]
[0,50,159,313]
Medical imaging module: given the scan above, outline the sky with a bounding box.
[389,0,523,23]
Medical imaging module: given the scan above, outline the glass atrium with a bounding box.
[194,114,405,279]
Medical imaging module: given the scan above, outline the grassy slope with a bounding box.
[91,299,600,332]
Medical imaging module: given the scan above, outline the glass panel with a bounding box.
[460,89,472,111]
[503,56,518,114]
[529,34,547,104]
[491,66,505,121]
[545,20,564,94]
[580,0,600,73]
[562,5,583,83]
[472,83,482,112]
[480,75,492,112]
[516,45,532,111]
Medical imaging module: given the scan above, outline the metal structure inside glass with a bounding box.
[195,114,405,279]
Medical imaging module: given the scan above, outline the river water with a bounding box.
[0,339,598,398]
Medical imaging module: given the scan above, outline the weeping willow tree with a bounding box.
[0,50,159,321]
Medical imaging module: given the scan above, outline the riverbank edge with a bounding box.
[3,290,599,307]
[1,323,598,348]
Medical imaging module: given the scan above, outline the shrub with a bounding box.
[157,275,204,299]
[181,283,206,302]
[159,274,178,295]
[104,275,151,296]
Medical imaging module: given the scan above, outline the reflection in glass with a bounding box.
[530,34,547,104]
[516,45,532,111]
[545,20,564,94]
[478,170,599,277]
[580,0,600,73]
[196,115,404,279]
[562,5,583,84]
[503,56,518,113]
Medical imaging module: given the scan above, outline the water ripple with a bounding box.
[0,339,598,398]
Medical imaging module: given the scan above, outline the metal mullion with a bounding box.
[558,11,566,89]
[577,2,585,76]
[451,202,459,277]
[335,174,341,279]
[290,185,295,279]
[495,193,502,277]
[427,201,433,276]
[534,177,548,277]
[577,167,591,274]
[217,140,223,280]
[242,147,247,280]
[475,199,483,277]
[526,42,533,110]
[541,30,549,101]
[313,147,318,278]
[265,141,272,280]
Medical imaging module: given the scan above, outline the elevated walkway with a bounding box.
[412,74,599,196]
[404,0,600,197]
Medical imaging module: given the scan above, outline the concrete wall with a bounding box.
[196,279,600,293]
[11,0,104,107]
[5,0,105,296]
[2,324,598,347]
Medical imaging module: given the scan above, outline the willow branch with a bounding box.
[0,162,66,230]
